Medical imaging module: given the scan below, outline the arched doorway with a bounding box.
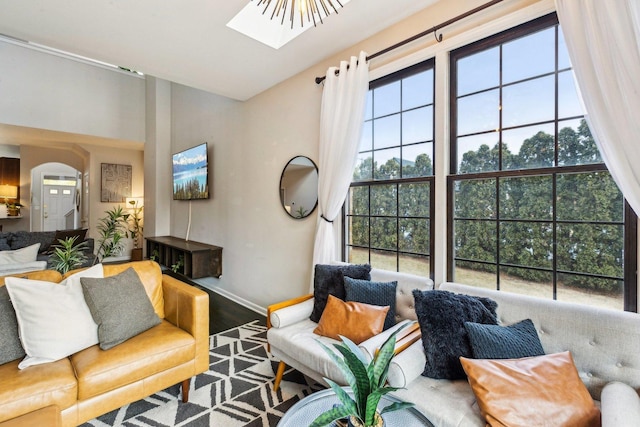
[30,163,82,231]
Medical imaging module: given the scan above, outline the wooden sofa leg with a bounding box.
[181,378,190,403]
[274,361,286,391]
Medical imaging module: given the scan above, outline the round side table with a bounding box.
[277,388,433,427]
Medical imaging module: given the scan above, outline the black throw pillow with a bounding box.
[464,318,545,359]
[309,264,371,323]
[413,289,498,380]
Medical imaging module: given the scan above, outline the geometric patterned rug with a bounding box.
[80,321,324,427]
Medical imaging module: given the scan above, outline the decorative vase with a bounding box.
[348,412,384,427]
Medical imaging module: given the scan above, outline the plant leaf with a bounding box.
[315,340,356,388]
[372,325,406,387]
[325,380,358,413]
[380,400,415,415]
[365,395,381,425]
[339,334,368,365]
[334,338,370,416]
[309,404,352,427]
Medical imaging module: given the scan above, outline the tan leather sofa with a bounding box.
[0,260,209,427]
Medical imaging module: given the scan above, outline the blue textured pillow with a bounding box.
[464,318,545,359]
[413,289,498,380]
[310,264,371,323]
[344,277,397,330]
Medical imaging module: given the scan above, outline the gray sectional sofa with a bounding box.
[0,230,95,275]
[268,266,640,427]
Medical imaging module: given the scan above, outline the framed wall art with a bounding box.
[101,163,132,202]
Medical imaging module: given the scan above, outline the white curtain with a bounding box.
[312,51,369,272]
[556,0,640,214]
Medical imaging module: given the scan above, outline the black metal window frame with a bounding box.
[345,59,436,278]
[447,13,637,311]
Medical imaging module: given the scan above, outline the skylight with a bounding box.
[227,0,351,50]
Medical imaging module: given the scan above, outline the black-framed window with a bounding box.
[345,60,435,277]
[448,13,637,311]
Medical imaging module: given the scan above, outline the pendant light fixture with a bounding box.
[253,0,344,28]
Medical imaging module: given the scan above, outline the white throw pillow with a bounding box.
[5,263,104,369]
[0,243,40,265]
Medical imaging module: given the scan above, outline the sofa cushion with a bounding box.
[464,318,545,359]
[0,243,40,265]
[313,295,388,344]
[309,263,371,323]
[413,289,498,380]
[8,231,55,252]
[81,267,161,350]
[102,261,165,318]
[0,261,48,276]
[70,320,195,400]
[0,286,25,364]
[47,228,88,253]
[344,276,397,330]
[0,358,77,423]
[460,351,601,427]
[0,237,10,251]
[268,318,348,385]
[5,264,103,369]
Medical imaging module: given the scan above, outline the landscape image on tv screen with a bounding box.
[172,143,209,200]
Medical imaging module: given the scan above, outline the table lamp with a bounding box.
[0,185,17,218]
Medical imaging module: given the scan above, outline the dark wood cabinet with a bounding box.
[146,236,222,279]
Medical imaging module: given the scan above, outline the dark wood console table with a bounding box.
[145,236,222,279]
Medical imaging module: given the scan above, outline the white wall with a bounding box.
[167,0,549,311]
[87,145,144,255]
[0,39,145,142]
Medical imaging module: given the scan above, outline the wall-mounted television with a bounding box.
[172,142,209,200]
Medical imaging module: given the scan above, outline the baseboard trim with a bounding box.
[194,280,267,317]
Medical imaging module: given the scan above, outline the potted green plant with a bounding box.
[94,205,129,264]
[126,199,144,261]
[171,254,184,274]
[6,202,23,217]
[49,236,89,274]
[310,327,414,427]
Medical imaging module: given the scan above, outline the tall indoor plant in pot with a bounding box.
[126,198,144,261]
[310,327,414,427]
[94,205,129,264]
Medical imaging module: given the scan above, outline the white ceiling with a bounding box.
[0,0,438,101]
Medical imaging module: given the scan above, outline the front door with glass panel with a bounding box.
[42,175,76,231]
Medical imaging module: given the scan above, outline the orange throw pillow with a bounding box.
[313,295,389,344]
[460,351,601,427]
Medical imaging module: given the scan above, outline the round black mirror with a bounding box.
[279,156,318,219]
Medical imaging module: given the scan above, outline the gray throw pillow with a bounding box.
[0,286,25,364]
[464,319,545,359]
[81,268,161,350]
[344,277,397,330]
[413,289,498,380]
[309,264,371,323]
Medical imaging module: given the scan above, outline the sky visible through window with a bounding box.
[362,26,582,166]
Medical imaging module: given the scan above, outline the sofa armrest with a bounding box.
[357,320,418,362]
[386,340,426,388]
[601,381,640,427]
[267,294,314,329]
[162,275,210,375]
